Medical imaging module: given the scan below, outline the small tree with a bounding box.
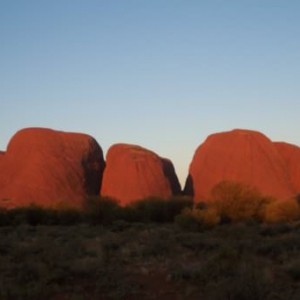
[209,181,269,222]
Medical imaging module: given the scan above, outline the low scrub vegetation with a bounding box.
[175,206,221,230]
[0,196,193,226]
[175,181,300,230]
[0,222,300,299]
[263,198,300,223]
[1,182,300,228]
[1,184,300,298]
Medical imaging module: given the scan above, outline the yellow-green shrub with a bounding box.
[209,181,269,222]
[200,207,221,227]
[175,206,220,230]
[264,198,300,223]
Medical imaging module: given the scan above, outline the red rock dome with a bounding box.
[0,127,105,209]
[274,142,300,194]
[101,144,180,205]
[184,129,295,202]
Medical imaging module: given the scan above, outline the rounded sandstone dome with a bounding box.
[101,143,181,205]
[274,142,300,194]
[185,129,295,202]
[0,127,105,209]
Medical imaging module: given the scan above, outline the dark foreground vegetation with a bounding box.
[1,182,300,299]
[2,221,300,299]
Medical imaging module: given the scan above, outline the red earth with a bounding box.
[101,143,181,205]
[184,129,295,202]
[0,128,105,209]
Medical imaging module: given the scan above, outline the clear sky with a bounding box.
[1,0,300,186]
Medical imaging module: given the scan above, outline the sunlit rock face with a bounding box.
[184,129,295,202]
[274,142,300,194]
[101,144,181,205]
[0,128,105,209]
[0,151,4,170]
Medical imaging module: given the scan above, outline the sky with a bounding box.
[1,0,300,186]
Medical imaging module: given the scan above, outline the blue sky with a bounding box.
[1,0,300,186]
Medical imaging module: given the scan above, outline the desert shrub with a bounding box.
[208,259,271,300]
[141,231,173,257]
[174,208,200,231]
[22,205,51,226]
[53,209,83,225]
[0,209,9,226]
[199,206,221,227]
[6,205,85,226]
[285,259,300,281]
[0,196,192,226]
[209,181,270,222]
[175,206,220,230]
[259,223,293,236]
[177,232,220,252]
[85,196,121,224]
[5,205,53,226]
[130,196,193,223]
[130,197,170,222]
[118,205,141,222]
[165,196,194,219]
[263,198,300,224]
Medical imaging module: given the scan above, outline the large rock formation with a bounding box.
[185,129,295,202]
[0,151,4,168]
[101,144,181,205]
[0,128,105,209]
[274,142,300,194]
